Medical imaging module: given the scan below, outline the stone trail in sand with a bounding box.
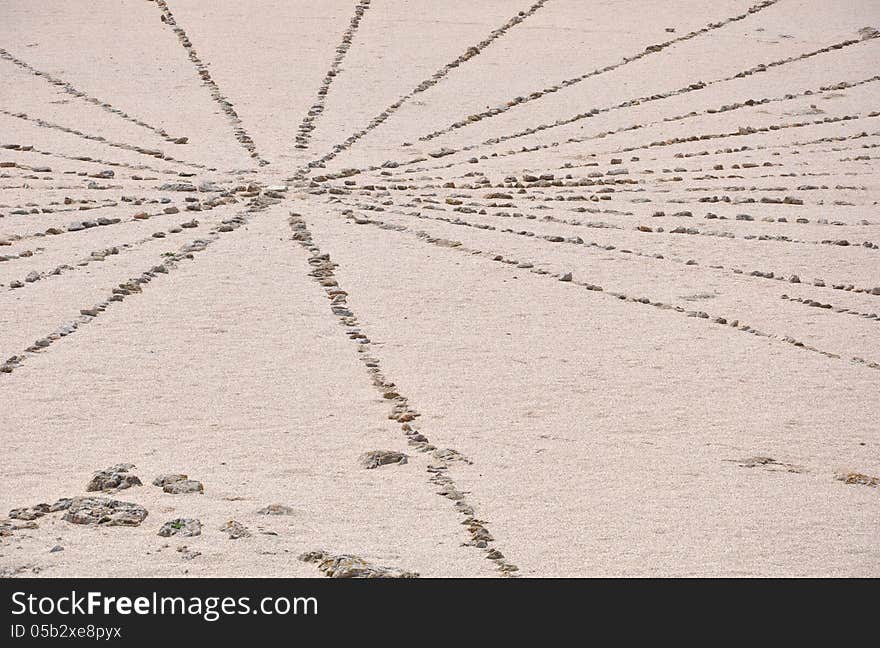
[1,0,878,578]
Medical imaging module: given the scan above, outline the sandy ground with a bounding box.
[1,0,878,578]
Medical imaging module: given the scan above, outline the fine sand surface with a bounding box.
[1,0,878,577]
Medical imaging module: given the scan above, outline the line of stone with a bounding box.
[341,193,880,299]
[382,190,879,254]
[378,128,880,187]
[307,76,878,184]
[0,193,278,375]
[335,208,880,371]
[781,294,879,325]
[0,143,203,177]
[412,49,880,166]
[417,0,783,141]
[149,0,269,166]
[386,126,880,189]
[293,0,372,151]
[3,204,235,291]
[0,109,210,172]
[290,0,551,178]
[286,210,521,576]
[1,188,240,245]
[0,47,190,145]
[379,112,876,180]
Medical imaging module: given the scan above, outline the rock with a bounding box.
[559,272,572,282]
[62,497,147,526]
[219,520,250,539]
[50,545,64,553]
[432,448,472,464]
[86,463,142,492]
[9,504,50,520]
[158,518,202,537]
[298,550,418,578]
[152,473,188,487]
[858,26,879,40]
[163,479,204,494]
[257,504,296,515]
[836,472,879,487]
[428,147,456,158]
[358,450,408,469]
[48,498,73,512]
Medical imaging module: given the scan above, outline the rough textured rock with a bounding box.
[158,518,202,537]
[61,497,148,526]
[152,473,189,487]
[257,504,296,515]
[153,474,203,493]
[86,463,142,492]
[358,450,408,469]
[163,479,204,494]
[298,550,419,578]
[8,503,50,520]
[836,472,880,487]
[219,520,250,539]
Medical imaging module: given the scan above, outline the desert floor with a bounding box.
[1,0,878,577]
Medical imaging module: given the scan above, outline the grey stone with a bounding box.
[257,504,296,516]
[358,450,408,469]
[152,473,188,487]
[219,520,250,539]
[86,464,142,492]
[62,497,147,527]
[163,479,204,495]
[298,550,418,578]
[158,518,202,537]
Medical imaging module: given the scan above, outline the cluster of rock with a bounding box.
[87,464,143,492]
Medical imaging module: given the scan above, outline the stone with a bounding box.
[428,147,456,158]
[86,463,142,492]
[836,472,879,487]
[219,520,250,539]
[257,504,296,515]
[163,479,204,494]
[298,550,418,578]
[62,497,148,527]
[432,448,472,464]
[358,450,408,469]
[158,518,202,537]
[9,503,50,520]
[152,473,188,487]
